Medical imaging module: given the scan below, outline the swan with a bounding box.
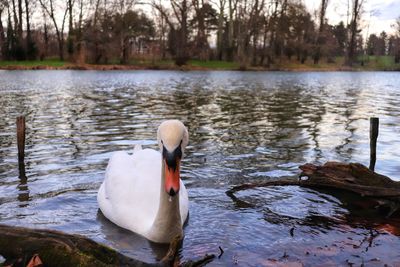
[97,120,189,243]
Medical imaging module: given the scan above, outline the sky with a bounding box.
[305,0,399,36]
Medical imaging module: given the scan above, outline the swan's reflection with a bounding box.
[96,210,169,263]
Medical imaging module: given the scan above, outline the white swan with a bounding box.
[97,120,189,243]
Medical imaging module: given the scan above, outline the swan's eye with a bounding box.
[161,140,164,144]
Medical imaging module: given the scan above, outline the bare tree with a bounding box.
[259,2,271,65]
[67,0,75,58]
[152,0,169,60]
[394,17,400,63]
[227,0,238,61]
[17,0,22,40]
[152,0,192,65]
[249,0,266,66]
[236,0,265,67]
[172,0,190,65]
[11,0,18,40]
[265,0,279,66]
[38,0,69,60]
[24,0,36,59]
[313,0,329,64]
[0,0,7,59]
[346,0,364,66]
[192,0,208,60]
[73,0,86,63]
[214,0,226,60]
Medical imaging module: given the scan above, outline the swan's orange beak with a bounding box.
[163,143,182,197]
[165,159,180,196]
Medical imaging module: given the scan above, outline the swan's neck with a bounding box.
[147,160,182,243]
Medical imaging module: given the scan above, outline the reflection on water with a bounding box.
[0,70,400,265]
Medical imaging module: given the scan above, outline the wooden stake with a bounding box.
[369,117,379,171]
[16,116,26,178]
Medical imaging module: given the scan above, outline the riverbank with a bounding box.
[0,57,399,71]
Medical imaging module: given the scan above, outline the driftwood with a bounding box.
[160,234,216,267]
[0,225,217,267]
[161,234,183,265]
[0,224,152,267]
[299,162,400,198]
[227,162,400,217]
[180,254,215,267]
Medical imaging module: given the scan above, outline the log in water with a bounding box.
[369,117,379,171]
[16,116,26,179]
[0,224,151,267]
[227,162,400,217]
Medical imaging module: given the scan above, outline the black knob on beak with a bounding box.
[169,188,177,197]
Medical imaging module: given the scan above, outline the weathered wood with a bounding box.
[299,162,400,198]
[160,234,216,267]
[0,224,153,267]
[226,179,301,208]
[369,117,379,171]
[181,254,215,267]
[226,162,400,217]
[16,116,26,178]
[0,224,217,267]
[161,234,183,265]
[218,246,224,258]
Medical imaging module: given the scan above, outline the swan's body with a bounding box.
[97,120,189,243]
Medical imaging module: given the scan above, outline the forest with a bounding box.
[0,0,399,68]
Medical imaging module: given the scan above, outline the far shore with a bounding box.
[0,58,399,72]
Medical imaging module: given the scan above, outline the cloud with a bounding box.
[305,0,396,34]
[370,0,400,20]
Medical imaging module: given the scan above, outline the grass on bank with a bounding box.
[126,59,239,69]
[273,55,400,71]
[0,59,65,67]
[359,55,398,70]
[0,56,399,70]
[188,59,240,69]
[0,58,240,70]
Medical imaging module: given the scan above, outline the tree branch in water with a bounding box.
[226,162,400,217]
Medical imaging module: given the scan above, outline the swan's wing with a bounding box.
[179,181,189,225]
[98,149,162,234]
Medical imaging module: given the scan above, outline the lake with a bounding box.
[0,70,400,266]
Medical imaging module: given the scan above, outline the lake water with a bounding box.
[0,70,400,266]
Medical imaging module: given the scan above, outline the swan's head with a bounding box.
[157,120,189,197]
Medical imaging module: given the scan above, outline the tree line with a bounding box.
[0,0,399,67]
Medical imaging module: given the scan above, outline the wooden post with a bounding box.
[369,117,379,171]
[16,116,26,178]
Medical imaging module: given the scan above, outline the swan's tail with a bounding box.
[133,144,143,153]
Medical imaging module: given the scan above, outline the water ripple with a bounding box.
[1,71,400,265]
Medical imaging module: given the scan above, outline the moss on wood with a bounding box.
[0,224,153,267]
